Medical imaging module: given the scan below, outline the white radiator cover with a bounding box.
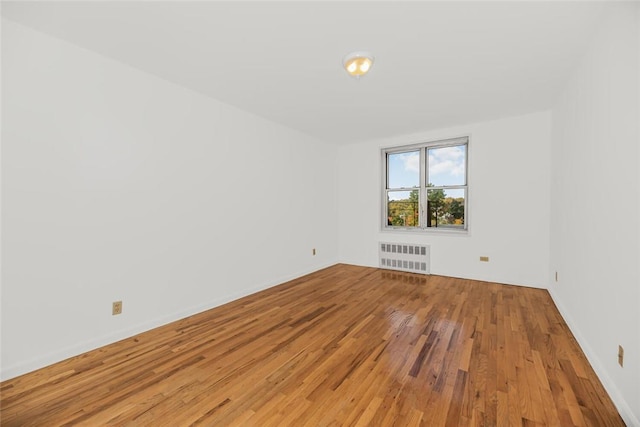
[379,242,430,275]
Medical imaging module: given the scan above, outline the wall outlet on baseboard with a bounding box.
[618,345,624,367]
[112,301,123,316]
[479,256,489,262]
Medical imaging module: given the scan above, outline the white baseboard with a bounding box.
[547,287,639,427]
[0,261,338,381]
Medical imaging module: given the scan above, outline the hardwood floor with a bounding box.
[0,264,624,426]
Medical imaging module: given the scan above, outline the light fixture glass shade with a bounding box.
[343,52,374,78]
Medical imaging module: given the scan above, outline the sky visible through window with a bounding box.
[388,145,466,200]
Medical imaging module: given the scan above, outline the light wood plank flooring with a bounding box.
[0,264,624,426]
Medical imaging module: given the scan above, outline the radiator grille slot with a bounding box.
[379,242,430,275]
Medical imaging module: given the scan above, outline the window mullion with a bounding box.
[420,147,427,228]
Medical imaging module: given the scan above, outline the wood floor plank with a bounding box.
[0,264,625,426]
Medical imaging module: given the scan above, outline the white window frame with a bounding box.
[382,136,469,233]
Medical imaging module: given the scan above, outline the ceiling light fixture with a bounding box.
[343,51,374,79]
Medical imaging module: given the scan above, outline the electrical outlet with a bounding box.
[312,248,316,256]
[112,301,123,316]
[479,256,489,262]
[618,345,624,367]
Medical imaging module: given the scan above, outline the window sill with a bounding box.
[382,226,468,235]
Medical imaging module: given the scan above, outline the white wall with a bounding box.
[0,19,339,380]
[338,111,551,288]
[549,3,640,425]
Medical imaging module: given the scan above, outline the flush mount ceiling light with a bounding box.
[343,51,374,79]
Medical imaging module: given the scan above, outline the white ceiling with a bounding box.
[2,1,611,144]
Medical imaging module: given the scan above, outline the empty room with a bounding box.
[1,1,639,426]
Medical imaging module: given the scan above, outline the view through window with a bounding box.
[383,137,468,231]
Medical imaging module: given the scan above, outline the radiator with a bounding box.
[379,242,430,275]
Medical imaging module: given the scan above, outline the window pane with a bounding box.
[387,190,420,227]
[427,145,466,186]
[388,151,419,189]
[427,188,465,228]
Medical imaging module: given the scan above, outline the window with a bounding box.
[383,136,468,231]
